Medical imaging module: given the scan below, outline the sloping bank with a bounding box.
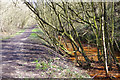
[27,28,91,78]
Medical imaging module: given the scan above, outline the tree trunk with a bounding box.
[103,2,108,76]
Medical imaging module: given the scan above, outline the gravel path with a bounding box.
[0,25,90,78]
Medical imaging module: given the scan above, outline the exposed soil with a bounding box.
[58,36,120,79]
[0,25,90,78]
[65,41,120,79]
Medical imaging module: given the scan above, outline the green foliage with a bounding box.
[30,28,44,38]
[16,29,25,35]
[32,28,43,33]
[35,60,49,71]
[29,33,38,38]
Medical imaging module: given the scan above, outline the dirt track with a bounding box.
[1,25,90,78]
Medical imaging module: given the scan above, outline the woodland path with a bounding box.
[0,25,89,78]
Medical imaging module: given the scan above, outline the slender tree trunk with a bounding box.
[103,2,108,76]
[102,17,108,76]
[110,1,118,63]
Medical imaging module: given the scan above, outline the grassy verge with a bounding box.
[29,28,43,37]
[29,28,49,45]
[0,29,25,41]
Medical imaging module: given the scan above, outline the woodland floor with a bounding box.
[0,25,90,78]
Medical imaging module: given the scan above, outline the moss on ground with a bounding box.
[29,28,44,37]
[29,28,49,45]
